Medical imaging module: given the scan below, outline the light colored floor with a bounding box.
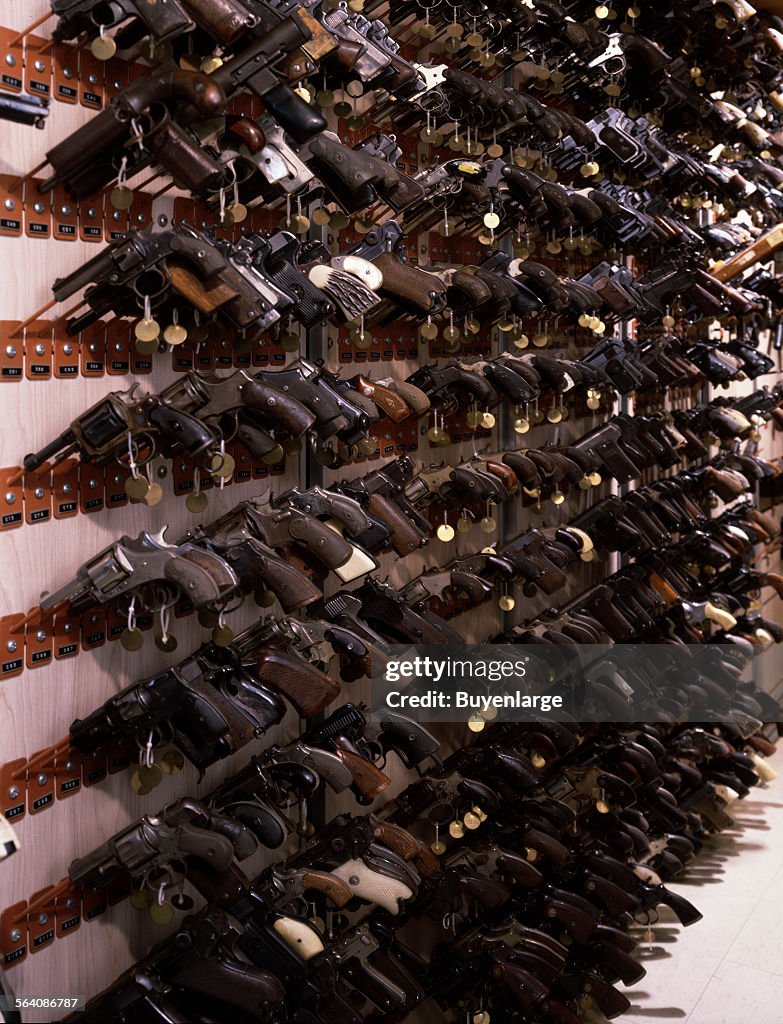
[616,744,783,1024]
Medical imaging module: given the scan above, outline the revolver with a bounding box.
[39,528,239,614]
[68,798,248,892]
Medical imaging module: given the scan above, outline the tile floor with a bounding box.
[617,745,783,1024]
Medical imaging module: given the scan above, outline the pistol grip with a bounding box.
[334,748,391,802]
[263,81,326,143]
[373,252,446,314]
[330,858,412,914]
[255,649,340,718]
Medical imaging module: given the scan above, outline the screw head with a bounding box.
[64,623,73,633]
[34,487,44,499]
[5,491,16,504]
[7,641,17,653]
[37,913,48,926]
[9,928,20,943]
[35,343,45,356]
[8,786,18,799]
[62,483,72,494]
[65,761,75,772]
[60,204,72,216]
[88,343,97,353]
[35,631,46,643]
[5,54,16,67]
[36,773,47,786]
[5,345,15,357]
[34,202,45,213]
[63,343,73,356]
[4,198,14,211]
[62,66,73,78]
[34,60,44,72]
[88,73,97,84]
[88,479,98,489]
[87,207,97,218]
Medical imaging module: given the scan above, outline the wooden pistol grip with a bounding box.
[227,115,266,154]
[296,7,340,61]
[750,507,780,539]
[450,268,493,306]
[522,827,570,867]
[760,571,783,598]
[648,571,680,605]
[411,838,441,878]
[373,253,446,313]
[169,260,239,314]
[240,379,316,438]
[367,815,440,875]
[277,47,317,83]
[334,748,391,800]
[366,493,425,555]
[483,460,519,492]
[712,222,783,282]
[327,39,364,70]
[255,649,340,718]
[300,870,353,907]
[184,0,256,44]
[354,376,410,423]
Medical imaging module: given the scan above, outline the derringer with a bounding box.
[39,528,239,614]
